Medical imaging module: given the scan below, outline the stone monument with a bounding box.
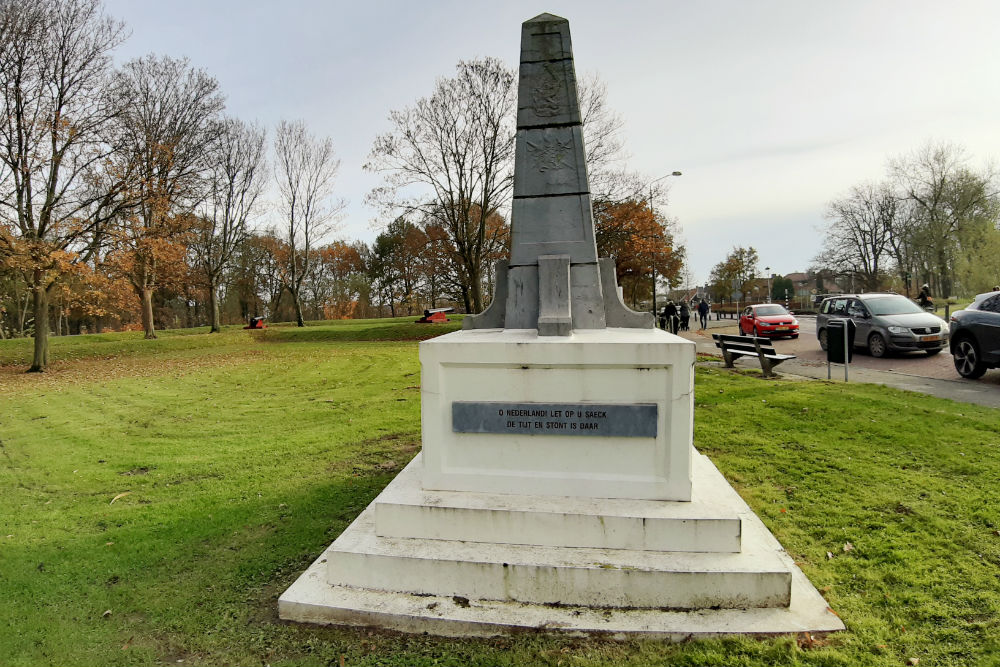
[279,13,843,638]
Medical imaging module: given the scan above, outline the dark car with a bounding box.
[949,290,1000,379]
[817,293,949,357]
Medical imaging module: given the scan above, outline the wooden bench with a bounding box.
[712,334,796,378]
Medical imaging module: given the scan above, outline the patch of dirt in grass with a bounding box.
[0,349,270,391]
[327,434,421,476]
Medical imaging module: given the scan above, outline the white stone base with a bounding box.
[279,452,844,637]
[420,328,695,501]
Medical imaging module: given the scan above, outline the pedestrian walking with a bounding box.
[697,299,709,330]
[679,301,690,331]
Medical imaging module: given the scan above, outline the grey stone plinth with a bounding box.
[509,194,599,266]
[514,126,590,197]
[537,254,572,336]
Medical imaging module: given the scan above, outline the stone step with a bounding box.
[374,454,742,553]
[327,518,789,609]
[326,476,793,610]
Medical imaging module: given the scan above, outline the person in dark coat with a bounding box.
[918,284,934,310]
[697,299,710,330]
[664,300,679,334]
[679,301,691,331]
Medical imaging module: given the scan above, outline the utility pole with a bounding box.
[645,171,682,318]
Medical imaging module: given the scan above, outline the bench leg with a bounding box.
[722,351,735,368]
[759,356,773,378]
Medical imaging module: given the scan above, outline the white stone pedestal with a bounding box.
[420,328,694,500]
[278,327,844,637]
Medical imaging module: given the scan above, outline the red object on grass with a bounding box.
[416,307,454,324]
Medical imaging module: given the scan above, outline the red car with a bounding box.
[739,304,799,338]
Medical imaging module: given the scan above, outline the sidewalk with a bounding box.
[675,323,1000,410]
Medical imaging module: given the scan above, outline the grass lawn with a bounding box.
[1,318,999,666]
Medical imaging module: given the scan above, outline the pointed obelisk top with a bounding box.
[519,13,575,67]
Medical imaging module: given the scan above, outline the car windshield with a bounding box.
[864,296,924,316]
[754,305,789,316]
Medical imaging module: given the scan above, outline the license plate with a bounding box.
[921,335,941,342]
[775,327,789,331]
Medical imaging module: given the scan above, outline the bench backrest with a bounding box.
[712,333,777,355]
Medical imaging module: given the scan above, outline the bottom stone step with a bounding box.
[279,451,844,635]
[327,504,789,609]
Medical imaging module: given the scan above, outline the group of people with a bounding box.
[658,298,710,334]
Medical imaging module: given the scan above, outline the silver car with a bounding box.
[817,293,950,358]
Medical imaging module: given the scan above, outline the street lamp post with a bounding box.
[645,171,682,319]
[765,266,771,303]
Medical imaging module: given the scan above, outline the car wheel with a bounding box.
[753,326,760,338]
[868,332,888,358]
[925,348,942,357]
[818,328,828,351]
[953,336,987,379]
[790,334,799,339]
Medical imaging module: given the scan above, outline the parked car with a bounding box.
[949,290,1000,379]
[738,303,799,338]
[817,293,949,358]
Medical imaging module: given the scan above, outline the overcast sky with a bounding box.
[103,0,1000,285]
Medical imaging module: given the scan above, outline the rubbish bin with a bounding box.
[826,318,856,380]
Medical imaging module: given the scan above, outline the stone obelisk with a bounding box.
[278,13,844,640]
[464,13,650,335]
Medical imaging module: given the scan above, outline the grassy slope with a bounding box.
[0,319,998,666]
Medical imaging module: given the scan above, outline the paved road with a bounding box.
[677,315,1000,409]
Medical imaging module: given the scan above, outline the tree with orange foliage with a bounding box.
[594,198,685,308]
[0,0,128,370]
[110,55,224,338]
[307,240,366,320]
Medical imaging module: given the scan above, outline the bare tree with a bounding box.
[816,181,897,292]
[191,118,266,332]
[0,0,128,371]
[110,54,224,338]
[890,142,997,297]
[274,119,343,327]
[365,57,516,314]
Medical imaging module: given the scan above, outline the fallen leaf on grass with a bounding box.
[826,551,834,560]
[908,659,919,666]
[843,542,854,552]
[110,492,131,504]
[122,636,133,650]
[101,609,112,618]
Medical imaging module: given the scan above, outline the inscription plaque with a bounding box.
[452,401,657,438]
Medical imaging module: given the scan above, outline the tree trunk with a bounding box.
[293,288,305,327]
[209,279,221,332]
[469,264,483,313]
[28,278,49,372]
[460,284,471,314]
[141,286,157,339]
